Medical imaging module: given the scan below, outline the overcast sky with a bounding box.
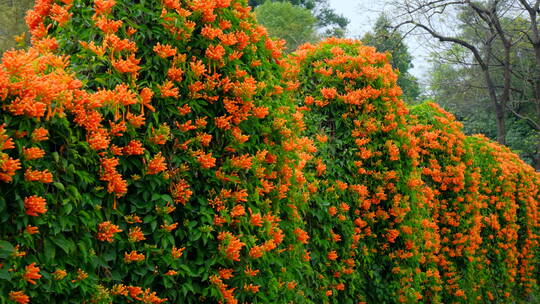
[327,0,431,84]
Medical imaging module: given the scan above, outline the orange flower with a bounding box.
[9,291,29,304]
[94,15,122,33]
[24,195,47,216]
[252,106,269,118]
[249,245,264,259]
[53,269,67,280]
[206,44,225,61]
[112,54,141,75]
[124,251,145,263]
[294,228,310,244]
[327,250,338,261]
[153,43,177,58]
[243,283,260,293]
[167,66,184,82]
[386,229,400,243]
[25,225,39,235]
[0,155,21,182]
[230,205,245,217]
[94,0,116,15]
[23,263,41,284]
[171,246,185,258]
[249,211,263,227]
[128,226,145,242]
[219,268,234,279]
[147,152,166,175]
[161,222,177,232]
[287,281,298,290]
[218,232,245,261]
[170,179,192,205]
[23,147,45,160]
[164,270,177,276]
[123,140,145,155]
[50,4,72,26]
[244,266,259,277]
[24,168,53,183]
[320,87,338,99]
[96,221,122,242]
[190,60,207,77]
[158,80,179,98]
[230,154,253,170]
[194,150,216,169]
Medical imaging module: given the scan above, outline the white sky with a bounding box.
[327,0,431,84]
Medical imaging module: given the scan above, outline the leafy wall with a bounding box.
[0,1,538,303]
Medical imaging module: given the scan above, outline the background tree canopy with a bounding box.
[362,14,421,101]
[249,0,348,37]
[254,1,318,52]
[0,0,33,53]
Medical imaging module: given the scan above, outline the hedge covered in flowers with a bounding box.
[0,0,538,303]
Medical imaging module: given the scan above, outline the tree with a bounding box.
[249,0,349,37]
[255,1,318,52]
[362,14,421,101]
[0,0,33,53]
[387,0,540,170]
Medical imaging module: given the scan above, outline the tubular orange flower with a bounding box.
[161,222,177,232]
[327,251,338,261]
[230,204,245,217]
[294,228,310,244]
[23,263,42,284]
[53,269,67,280]
[96,221,122,242]
[0,155,21,182]
[171,246,186,258]
[24,195,47,216]
[94,0,116,15]
[230,154,253,170]
[23,147,45,160]
[128,226,145,242]
[153,43,177,58]
[25,225,39,235]
[219,268,234,280]
[206,44,226,61]
[147,152,166,175]
[123,140,145,155]
[194,150,216,169]
[9,291,29,304]
[112,54,141,75]
[218,232,245,261]
[243,284,260,293]
[124,251,145,263]
[158,80,179,98]
[24,168,53,183]
[94,15,123,33]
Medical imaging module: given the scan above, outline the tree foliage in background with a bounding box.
[391,0,540,169]
[362,14,421,101]
[249,0,348,37]
[0,0,33,53]
[255,1,318,52]
[426,3,540,166]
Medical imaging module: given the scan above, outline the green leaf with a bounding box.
[51,235,75,254]
[0,268,11,281]
[0,240,14,258]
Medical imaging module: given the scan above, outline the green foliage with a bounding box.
[0,0,33,53]
[255,1,318,52]
[362,14,421,101]
[249,0,348,38]
[0,1,538,304]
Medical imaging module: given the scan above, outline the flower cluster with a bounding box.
[0,0,537,303]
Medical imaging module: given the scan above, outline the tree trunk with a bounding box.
[533,44,540,170]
